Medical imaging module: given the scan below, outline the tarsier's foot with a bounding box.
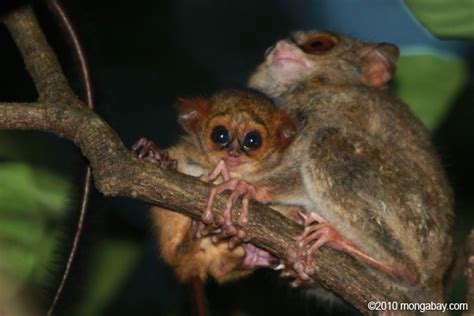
[291,211,400,285]
[237,243,281,270]
[280,265,318,288]
[132,137,177,170]
[286,211,347,283]
[198,159,271,249]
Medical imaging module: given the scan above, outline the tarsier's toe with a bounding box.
[290,276,318,288]
[201,210,214,225]
[303,256,315,275]
[227,229,247,248]
[228,236,242,250]
[211,230,230,243]
[293,262,308,279]
[158,153,178,170]
[206,224,247,248]
[280,257,316,288]
[223,225,237,236]
[131,137,147,152]
[196,222,218,238]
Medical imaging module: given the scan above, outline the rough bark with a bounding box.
[0,6,420,314]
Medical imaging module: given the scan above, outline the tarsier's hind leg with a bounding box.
[291,211,415,284]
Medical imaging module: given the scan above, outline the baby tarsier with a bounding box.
[134,89,297,282]
[135,30,454,302]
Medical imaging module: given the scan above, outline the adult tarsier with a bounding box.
[135,31,454,302]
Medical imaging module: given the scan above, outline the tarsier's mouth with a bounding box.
[224,156,245,168]
[273,52,306,65]
[238,243,280,270]
[275,57,307,67]
[271,41,313,71]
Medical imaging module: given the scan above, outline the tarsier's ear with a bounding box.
[274,110,297,151]
[176,98,210,134]
[359,43,399,88]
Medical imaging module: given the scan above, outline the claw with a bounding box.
[273,263,285,271]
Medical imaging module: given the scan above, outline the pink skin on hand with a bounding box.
[132,140,280,271]
[198,159,270,240]
[197,159,278,270]
[132,137,177,169]
[291,211,401,284]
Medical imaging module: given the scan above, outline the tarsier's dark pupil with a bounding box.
[243,131,262,150]
[311,41,322,48]
[211,125,230,146]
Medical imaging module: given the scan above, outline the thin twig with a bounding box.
[45,1,95,314]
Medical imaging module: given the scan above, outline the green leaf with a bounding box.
[74,239,141,316]
[0,162,71,217]
[0,162,71,293]
[394,54,468,131]
[404,0,474,39]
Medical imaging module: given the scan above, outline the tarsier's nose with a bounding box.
[227,141,241,157]
[275,40,297,50]
[273,40,301,58]
[228,148,241,157]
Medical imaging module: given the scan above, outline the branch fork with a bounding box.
[1,5,457,314]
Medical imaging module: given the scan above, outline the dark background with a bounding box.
[0,0,473,315]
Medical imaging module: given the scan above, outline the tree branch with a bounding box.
[4,6,74,103]
[0,6,417,314]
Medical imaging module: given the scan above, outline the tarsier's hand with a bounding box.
[196,159,278,270]
[198,159,271,249]
[132,137,177,170]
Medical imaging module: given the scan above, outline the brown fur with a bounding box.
[153,89,296,283]
[247,31,454,300]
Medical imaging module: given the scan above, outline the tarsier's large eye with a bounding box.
[211,125,230,147]
[300,36,336,54]
[242,131,262,150]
